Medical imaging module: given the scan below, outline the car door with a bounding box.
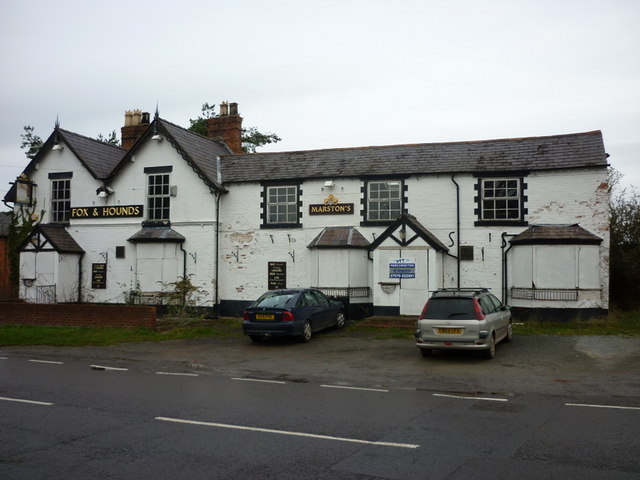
[310,290,333,328]
[488,294,509,340]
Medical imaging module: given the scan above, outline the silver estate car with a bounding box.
[415,288,512,359]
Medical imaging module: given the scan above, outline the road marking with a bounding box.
[29,359,64,365]
[155,416,419,449]
[231,377,286,385]
[0,356,8,360]
[0,396,53,406]
[321,385,389,393]
[90,365,129,371]
[566,403,640,411]
[156,372,199,377]
[433,393,508,402]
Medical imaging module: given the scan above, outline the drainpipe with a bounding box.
[450,175,461,288]
[77,252,84,303]
[501,232,517,305]
[214,190,221,318]
[179,243,187,306]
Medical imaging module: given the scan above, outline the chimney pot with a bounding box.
[141,112,150,124]
[124,110,133,127]
[229,102,238,116]
[219,101,229,116]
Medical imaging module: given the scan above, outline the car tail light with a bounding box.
[418,301,429,320]
[281,311,295,322]
[473,300,485,321]
[242,311,250,321]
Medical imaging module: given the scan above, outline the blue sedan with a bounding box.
[242,288,345,342]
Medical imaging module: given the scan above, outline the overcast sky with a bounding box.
[1,0,639,209]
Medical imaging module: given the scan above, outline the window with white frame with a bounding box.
[480,178,522,221]
[51,178,71,223]
[266,185,299,225]
[147,173,170,221]
[366,180,402,222]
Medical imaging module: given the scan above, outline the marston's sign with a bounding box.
[309,194,354,215]
[71,205,144,219]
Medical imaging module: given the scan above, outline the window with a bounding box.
[262,184,301,228]
[364,180,404,224]
[147,173,170,221]
[51,179,71,223]
[475,177,527,226]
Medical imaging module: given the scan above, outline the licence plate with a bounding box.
[437,328,463,334]
[255,314,275,320]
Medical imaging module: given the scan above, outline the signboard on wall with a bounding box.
[71,205,143,219]
[308,194,354,215]
[268,262,287,290]
[92,263,107,289]
[389,258,416,279]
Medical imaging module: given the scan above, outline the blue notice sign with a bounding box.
[389,258,416,279]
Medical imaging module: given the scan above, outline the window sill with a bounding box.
[474,220,528,227]
[260,223,302,229]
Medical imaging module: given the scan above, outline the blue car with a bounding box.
[242,288,345,342]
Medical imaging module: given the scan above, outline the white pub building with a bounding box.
[5,103,610,320]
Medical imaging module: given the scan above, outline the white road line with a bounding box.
[231,377,286,384]
[29,359,64,365]
[155,372,199,377]
[90,365,129,371]
[0,396,53,406]
[566,403,640,411]
[155,416,420,449]
[0,356,8,360]
[433,393,508,402]
[321,385,389,393]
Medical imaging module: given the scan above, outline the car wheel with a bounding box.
[300,320,312,343]
[249,335,264,343]
[484,334,496,359]
[504,321,513,342]
[335,312,346,329]
[419,348,433,357]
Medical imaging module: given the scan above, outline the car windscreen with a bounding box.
[424,298,475,319]
[253,293,297,308]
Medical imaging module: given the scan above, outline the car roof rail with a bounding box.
[433,287,490,294]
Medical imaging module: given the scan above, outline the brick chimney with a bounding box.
[206,101,243,153]
[121,109,151,150]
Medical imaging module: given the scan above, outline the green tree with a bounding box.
[609,168,640,310]
[20,125,43,159]
[188,103,281,153]
[96,130,119,146]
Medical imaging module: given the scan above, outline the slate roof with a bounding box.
[219,130,607,183]
[127,226,186,243]
[34,224,85,253]
[509,224,602,245]
[3,128,127,204]
[307,226,370,249]
[109,117,230,192]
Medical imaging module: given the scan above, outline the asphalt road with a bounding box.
[1,333,639,479]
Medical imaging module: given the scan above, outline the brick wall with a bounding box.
[0,303,156,328]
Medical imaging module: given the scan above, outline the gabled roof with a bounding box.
[307,226,370,249]
[109,117,230,192]
[509,224,602,245]
[3,128,126,204]
[369,213,449,252]
[219,130,607,183]
[21,224,85,254]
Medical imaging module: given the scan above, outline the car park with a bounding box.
[242,288,345,342]
[414,288,512,359]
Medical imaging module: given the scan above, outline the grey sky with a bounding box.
[1,0,638,207]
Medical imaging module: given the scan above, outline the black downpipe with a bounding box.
[450,175,460,288]
[179,243,187,306]
[77,252,84,303]
[501,232,516,305]
[214,191,221,317]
